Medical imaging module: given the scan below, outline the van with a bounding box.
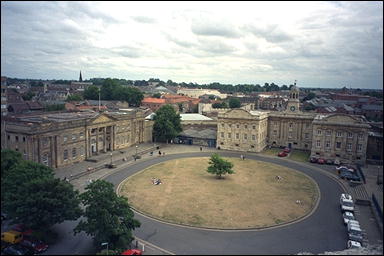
[1,231,23,244]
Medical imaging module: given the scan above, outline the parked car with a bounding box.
[325,159,334,165]
[2,244,33,255]
[121,249,143,255]
[283,148,291,153]
[11,224,33,236]
[342,211,356,225]
[309,157,318,163]
[340,194,354,212]
[20,236,48,254]
[340,171,361,181]
[1,231,23,244]
[317,158,325,164]
[347,240,362,249]
[336,166,355,172]
[348,225,364,243]
[278,151,288,157]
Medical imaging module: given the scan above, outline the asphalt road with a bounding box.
[103,152,347,255]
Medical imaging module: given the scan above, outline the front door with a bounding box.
[288,143,292,148]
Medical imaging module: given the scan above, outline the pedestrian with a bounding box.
[240,154,243,160]
[158,150,161,156]
[243,155,245,160]
[200,146,202,151]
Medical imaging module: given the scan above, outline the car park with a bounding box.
[342,211,355,225]
[347,240,362,249]
[2,244,34,255]
[20,236,48,254]
[278,151,288,157]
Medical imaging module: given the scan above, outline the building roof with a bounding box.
[142,97,166,104]
[361,104,383,111]
[180,114,213,121]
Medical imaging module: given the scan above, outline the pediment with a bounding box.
[324,114,360,124]
[223,109,254,119]
[88,114,115,125]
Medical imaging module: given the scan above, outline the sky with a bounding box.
[1,1,383,89]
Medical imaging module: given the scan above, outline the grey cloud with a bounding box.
[245,24,293,43]
[131,16,156,24]
[191,21,242,38]
[110,46,142,58]
[164,33,197,48]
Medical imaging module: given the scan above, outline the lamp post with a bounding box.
[110,152,113,166]
[101,242,108,255]
[135,145,138,159]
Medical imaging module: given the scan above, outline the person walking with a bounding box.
[158,150,161,156]
[200,146,202,151]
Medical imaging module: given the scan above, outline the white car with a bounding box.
[347,240,362,249]
[340,193,353,202]
[336,166,355,172]
[348,225,364,243]
[343,211,355,225]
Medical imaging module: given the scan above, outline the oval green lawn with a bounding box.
[119,157,319,229]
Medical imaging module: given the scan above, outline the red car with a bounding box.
[121,249,143,255]
[283,148,291,153]
[11,224,33,236]
[278,151,288,157]
[20,236,48,254]
[317,158,325,164]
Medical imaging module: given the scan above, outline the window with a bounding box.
[288,131,292,138]
[23,137,26,142]
[358,134,363,139]
[336,142,341,149]
[228,133,231,139]
[64,150,68,160]
[244,134,247,140]
[357,144,362,151]
[317,130,322,135]
[228,124,232,127]
[252,125,256,129]
[63,135,67,142]
[221,124,224,128]
[15,136,18,142]
[221,132,224,138]
[306,123,310,128]
[316,140,321,148]
[252,135,256,140]
[289,123,293,128]
[305,133,309,139]
[236,133,239,139]
[99,137,103,142]
[347,132,353,138]
[236,124,239,128]
[336,131,342,137]
[326,130,331,136]
[251,145,254,148]
[42,137,48,146]
[235,144,239,147]
[325,141,330,148]
[245,125,247,129]
[7,135,10,140]
[347,143,352,151]
[273,130,277,136]
[80,132,84,138]
[72,148,77,158]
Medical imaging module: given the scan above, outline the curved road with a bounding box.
[104,152,348,255]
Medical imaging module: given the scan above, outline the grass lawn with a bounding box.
[119,157,318,229]
[289,150,311,163]
[261,147,281,156]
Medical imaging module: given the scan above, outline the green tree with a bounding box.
[124,87,144,107]
[152,93,161,98]
[44,104,65,111]
[101,78,120,100]
[2,160,81,231]
[280,84,289,90]
[66,94,83,102]
[1,149,23,181]
[206,153,235,179]
[229,98,241,108]
[153,105,182,143]
[84,85,100,100]
[74,180,140,251]
[22,91,35,101]
[303,92,316,101]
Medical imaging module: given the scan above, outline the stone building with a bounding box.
[1,109,153,168]
[217,85,371,165]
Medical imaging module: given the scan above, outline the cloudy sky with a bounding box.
[1,1,383,88]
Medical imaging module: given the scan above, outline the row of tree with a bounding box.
[1,150,140,252]
[83,78,144,107]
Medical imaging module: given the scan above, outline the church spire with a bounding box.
[79,71,83,82]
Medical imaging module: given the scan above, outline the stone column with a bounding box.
[96,127,99,153]
[103,126,107,152]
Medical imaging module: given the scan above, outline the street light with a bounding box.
[110,152,113,166]
[135,145,138,159]
[101,242,108,255]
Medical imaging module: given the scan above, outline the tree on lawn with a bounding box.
[153,104,182,143]
[74,180,141,251]
[2,160,81,230]
[206,153,235,179]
